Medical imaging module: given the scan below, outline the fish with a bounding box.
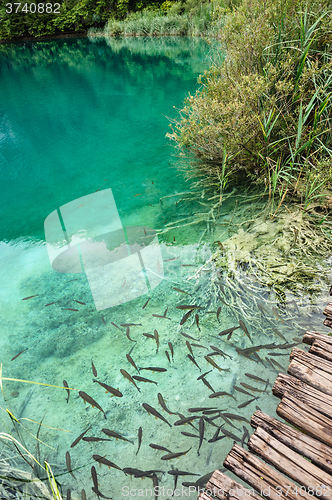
[180,310,194,325]
[81,490,86,500]
[92,455,122,471]
[111,322,122,330]
[120,369,141,392]
[101,316,106,325]
[180,332,199,341]
[140,367,167,372]
[268,352,289,356]
[195,314,200,331]
[143,333,155,340]
[63,308,79,311]
[219,428,242,442]
[63,380,70,403]
[123,467,145,476]
[163,256,179,262]
[126,326,136,342]
[272,327,287,342]
[136,427,142,455]
[152,313,171,320]
[91,487,112,499]
[168,342,174,361]
[149,444,173,453]
[270,358,285,371]
[216,307,221,322]
[91,359,97,377]
[93,380,123,397]
[227,332,233,341]
[241,426,250,448]
[245,373,268,384]
[176,305,201,310]
[163,307,168,317]
[173,416,200,426]
[91,466,98,493]
[153,473,158,500]
[154,329,159,352]
[240,382,265,393]
[121,323,142,327]
[197,370,213,380]
[70,426,91,448]
[44,301,60,307]
[11,348,28,361]
[66,451,76,479]
[134,470,164,478]
[165,350,171,363]
[161,448,191,460]
[82,437,111,442]
[208,427,226,443]
[102,429,134,445]
[22,295,38,300]
[168,470,200,476]
[191,343,208,349]
[237,397,257,409]
[186,341,194,357]
[197,418,204,456]
[187,354,201,371]
[74,300,86,305]
[157,393,177,415]
[133,375,158,385]
[200,377,215,393]
[204,356,229,372]
[239,320,252,343]
[173,287,189,294]
[142,403,172,427]
[208,391,235,399]
[126,354,139,373]
[181,432,200,438]
[218,326,240,336]
[209,345,232,359]
[188,407,217,413]
[78,392,107,419]
[142,298,151,309]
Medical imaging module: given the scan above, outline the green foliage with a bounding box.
[168,0,332,212]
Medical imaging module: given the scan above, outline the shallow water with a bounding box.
[0,36,330,500]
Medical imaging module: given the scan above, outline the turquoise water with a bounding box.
[0,36,329,499]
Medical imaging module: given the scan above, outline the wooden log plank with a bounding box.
[310,340,332,362]
[290,347,332,375]
[248,426,332,493]
[272,372,332,418]
[224,444,313,500]
[251,410,332,474]
[287,359,332,396]
[324,318,332,328]
[323,302,332,316]
[276,395,332,447]
[206,470,261,500]
[198,493,213,500]
[302,331,332,347]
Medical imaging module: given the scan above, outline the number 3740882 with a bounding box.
[6,3,60,13]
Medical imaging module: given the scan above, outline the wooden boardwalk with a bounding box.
[198,301,332,500]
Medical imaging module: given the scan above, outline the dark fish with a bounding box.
[22,295,38,300]
[11,348,28,361]
[188,407,217,413]
[240,382,265,393]
[186,341,194,357]
[191,343,208,349]
[140,367,167,372]
[123,467,145,476]
[44,301,60,307]
[208,391,235,399]
[173,287,189,294]
[181,432,200,438]
[91,359,97,377]
[222,413,250,423]
[165,350,171,363]
[92,455,122,471]
[63,380,70,403]
[268,352,289,356]
[197,418,204,456]
[74,300,86,305]
[174,416,200,426]
[66,451,76,479]
[208,427,226,443]
[82,437,111,442]
[197,370,212,380]
[237,397,257,409]
[241,426,250,448]
[78,392,107,419]
[142,403,172,427]
[157,393,177,415]
[126,326,136,342]
[180,310,194,325]
[63,308,79,311]
[216,307,221,322]
[218,326,240,336]
[200,377,215,393]
[270,358,285,371]
[120,369,141,392]
[67,490,71,500]
[161,448,191,460]
[134,470,164,478]
[163,256,179,262]
[152,314,171,320]
[219,428,242,442]
[93,380,123,397]
[152,473,158,500]
[163,307,168,317]
[81,490,86,500]
[272,327,287,342]
[176,305,201,310]
[239,320,252,343]
[209,345,232,359]
[111,322,122,330]
[180,332,199,341]
[149,444,173,453]
[71,426,91,448]
[91,487,112,499]
[245,373,268,384]
[143,333,155,339]
[168,342,174,361]
[126,354,139,373]
[136,427,142,455]
[91,466,98,493]
[168,470,200,476]
[121,323,142,327]
[102,429,134,445]
[204,356,229,372]
[142,298,151,309]
[133,375,158,385]
[187,354,201,371]
[227,331,233,341]
[154,329,159,352]
[195,314,200,331]
[101,316,106,325]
